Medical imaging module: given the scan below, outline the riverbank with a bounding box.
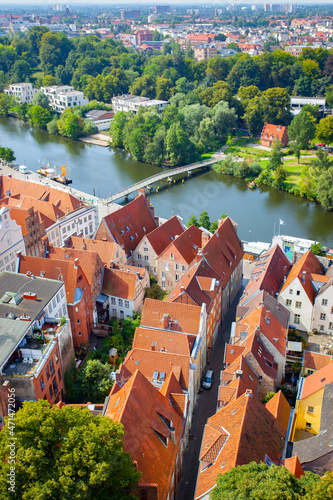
[79,133,110,147]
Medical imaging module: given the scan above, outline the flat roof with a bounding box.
[291,97,326,105]
[0,272,63,323]
[0,318,29,370]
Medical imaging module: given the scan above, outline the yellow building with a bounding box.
[292,363,333,441]
[301,350,332,378]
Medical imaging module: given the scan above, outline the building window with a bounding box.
[111,297,116,305]
[289,289,293,295]
[49,359,55,376]
[331,307,333,314]
[322,299,328,306]
[305,422,311,430]
[165,262,169,271]
[176,274,180,281]
[320,325,325,332]
[144,247,148,252]
[144,255,149,262]
[49,385,53,398]
[286,299,292,306]
[162,281,166,290]
[125,300,129,308]
[295,301,302,308]
[320,313,326,320]
[118,298,123,306]
[294,314,300,324]
[52,377,58,394]
[175,264,180,271]
[329,322,333,329]
[161,271,165,279]
[40,376,45,391]
[182,265,186,272]
[170,253,174,259]
[307,406,314,414]
[78,332,82,337]
[46,366,50,380]
[137,254,142,261]
[77,319,80,324]
[296,290,300,296]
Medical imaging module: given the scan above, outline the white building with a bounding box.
[40,85,89,113]
[312,269,333,334]
[4,83,37,104]
[85,110,114,131]
[290,97,326,116]
[0,207,25,273]
[46,205,96,247]
[111,94,169,114]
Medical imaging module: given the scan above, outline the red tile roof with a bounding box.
[19,196,64,228]
[98,194,157,255]
[123,348,190,390]
[303,351,332,371]
[105,370,183,500]
[67,236,126,266]
[102,267,148,301]
[18,255,84,303]
[300,363,333,400]
[161,225,203,265]
[146,215,185,256]
[7,206,31,235]
[280,250,324,303]
[201,217,243,287]
[265,390,291,432]
[133,327,195,356]
[194,393,286,499]
[140,298,202,334]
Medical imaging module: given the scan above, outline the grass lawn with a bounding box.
[201,152,215,159]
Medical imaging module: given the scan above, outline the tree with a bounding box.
[46,116,59,134]
[303,471,333,500]
[288,111,316,150]
[110,111,128,148]
[39,32,73,75]
[210,461,318,500]
[10,59,31,83]
[165,122,198,166]
[260,87,292,126]
[31,90,50,109]
[0,400,140,499]
[0,146,15,163]
[302,59,321,79]
[210,220,218,232]
[310,242,325,256]
[261,392,276,404]
[274,164,287,188]
[316,166,333,210]
[267,136,283,171]
[237,85,262,110]
[145,275,167,300]
[243,96,264,137]
[0,93,16,116]
[57,108,85,139]
[316,115,333,144]
[79,359,113,403]
[187,215,199,227]
[198,210,210,230]
[27,105,52,129]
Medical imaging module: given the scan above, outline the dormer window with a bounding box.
[125,225,130,231]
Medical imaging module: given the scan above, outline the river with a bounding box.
[1,116,333,248]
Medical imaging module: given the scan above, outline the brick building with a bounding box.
[132,215,185,274]
[261,123,289,148]
[17,255,93,348]
[65,236,127,267]
[9,206,46,257]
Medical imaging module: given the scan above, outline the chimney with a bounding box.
[16,251,21,258]
[151,342,156,351]
[302,271,306,284]
[110,260,114,268]
[82,240,86,250]
[245,389,252,397]
[201,232,210,245]
[74,258,79,269]
[163,313,169,329]
[235,370,243,378]
[180,286,185,292]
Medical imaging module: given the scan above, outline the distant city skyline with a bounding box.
[0,1,324,5]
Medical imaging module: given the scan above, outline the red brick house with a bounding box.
[261,123,289,148]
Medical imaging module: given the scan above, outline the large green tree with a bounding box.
[267,136,284,171]
[260,87,292,125]
[27,105,52,129]
[79,359,113,403]
[57,108,84,139]
[0,400,140,500]
[316,115,333,144]
[288,111,316,149]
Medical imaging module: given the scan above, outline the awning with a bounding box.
[96,294,108,304]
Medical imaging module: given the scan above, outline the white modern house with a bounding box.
[40,85,89,113]
[111,94,169,114]
[4,83,37,104]
[0,207,26,273]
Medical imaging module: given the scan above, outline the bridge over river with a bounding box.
[104,155,223,205]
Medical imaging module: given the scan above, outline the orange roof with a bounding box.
[146,215,185,256]
[123,348,190,390]
[133,327,196,356]
[105,370,183,500]
[0,175,83,213]
[194,393,286,499]
[265,391,291,432]
[68,236,125,266]
[102,267,147,301]
[280,250,324,303]
[261,123,288,141]
[19,196,64,228]
[7,206,31,235]
[141,298,202,334]
[303,351,332,371]
[224,344,245,365]
[46,244,103,293]
[18,255,84,303]
[281,456,304,479]
[99,194,157,255]
[202,217,243,287]
[160,225,203,265]
[310,273,330,284]
[299,363,333,400]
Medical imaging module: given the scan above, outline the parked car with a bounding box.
[203,370,214,389]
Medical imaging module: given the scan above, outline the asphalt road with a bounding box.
[176,285,245,500]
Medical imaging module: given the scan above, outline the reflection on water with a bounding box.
[1,116,333,247]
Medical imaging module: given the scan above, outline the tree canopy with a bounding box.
[0,400,140,500]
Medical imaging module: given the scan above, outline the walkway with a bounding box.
[104,155,225,204]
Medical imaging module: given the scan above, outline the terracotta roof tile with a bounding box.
[102,267,148,301]
[132,327,195,356]
[224,344,245,365]
[265,390,291,432]
[18,255,82,303]
[302,351,332,371]
[98,194,157,255]
[7,206,31,235]
[280,250,324,303]
[67,236,125,266]
[146,215,185,256]
[141,298,202,334]
[161,225,203,265]
[194,393,286,499]
[105,370,183,500]
[19,196,64,228]
[300,363,333,400]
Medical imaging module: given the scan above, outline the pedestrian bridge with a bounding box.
[104,156,221,204]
